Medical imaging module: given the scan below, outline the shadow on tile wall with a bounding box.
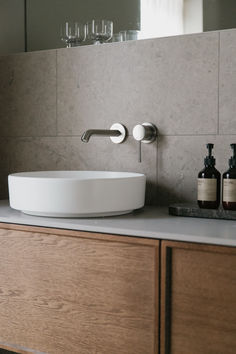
[1,29,236,205]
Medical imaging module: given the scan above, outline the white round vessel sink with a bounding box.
[8,171,146,217]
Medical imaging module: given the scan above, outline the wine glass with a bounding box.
[85,20,113,44]
[61,22,86,47]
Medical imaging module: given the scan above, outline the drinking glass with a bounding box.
[125,30,139,41]
[85,20,113,44]
[119,30,140,42]
[119,30,127,42]
[111,33,123,42]
[61,22,86,47]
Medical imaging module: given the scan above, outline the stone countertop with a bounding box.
[0,200,235,247]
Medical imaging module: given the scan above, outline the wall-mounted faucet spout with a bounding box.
[81,129,121,143]
[81,123,127,144]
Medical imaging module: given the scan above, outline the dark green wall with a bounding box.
[0,0,25,55]
[203,0,236,31]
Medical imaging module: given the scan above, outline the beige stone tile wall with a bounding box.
[219,29,236,134]
[0,50,56,137]
[0,29,235,205]
[57,32,218,136]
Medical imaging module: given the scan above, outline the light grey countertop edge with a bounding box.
[0,200,236,247]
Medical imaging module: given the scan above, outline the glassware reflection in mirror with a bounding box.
[111,33,123,43]
[119,30,126,42]
[126,30,140,41]
[60,22,85,48]
[119,30,140,42]
[86,20,113,44]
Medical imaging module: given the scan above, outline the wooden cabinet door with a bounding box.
[0,224,159,354]
[161,241,236,354]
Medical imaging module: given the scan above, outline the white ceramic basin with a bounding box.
[8,171,146,217]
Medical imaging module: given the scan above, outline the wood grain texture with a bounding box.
[161,241,236,354]
[0,222,159,245]
[0,226,159,354]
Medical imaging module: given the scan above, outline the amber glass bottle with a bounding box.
[198,143,221,209]
[222,144,236,211]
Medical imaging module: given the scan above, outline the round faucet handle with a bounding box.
[133,124,146,141]
[132,123,157,144]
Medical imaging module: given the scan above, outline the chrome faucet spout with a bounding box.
[81,129,121,143]
[81,123,127,144]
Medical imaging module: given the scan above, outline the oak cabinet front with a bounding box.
[161,241,236,354]
[1,222,236,354]
[0,224,159,354]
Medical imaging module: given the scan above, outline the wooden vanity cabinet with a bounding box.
[161,241,236,354]
[0,224,159,354]
[1,222,236,354]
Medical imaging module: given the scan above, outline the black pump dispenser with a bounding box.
[198,143,221,209]
[229,144,236,168]
[204,143,215,167]
[222,144,236,210]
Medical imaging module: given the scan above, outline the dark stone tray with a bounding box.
[169,203,236,221]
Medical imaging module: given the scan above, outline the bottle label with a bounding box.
[198,178,217,201]
[223,179,236,202]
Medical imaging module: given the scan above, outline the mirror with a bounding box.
[1,0,236,55]
[27,0,140,51]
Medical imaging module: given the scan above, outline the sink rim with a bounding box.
[9,170,145,181]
